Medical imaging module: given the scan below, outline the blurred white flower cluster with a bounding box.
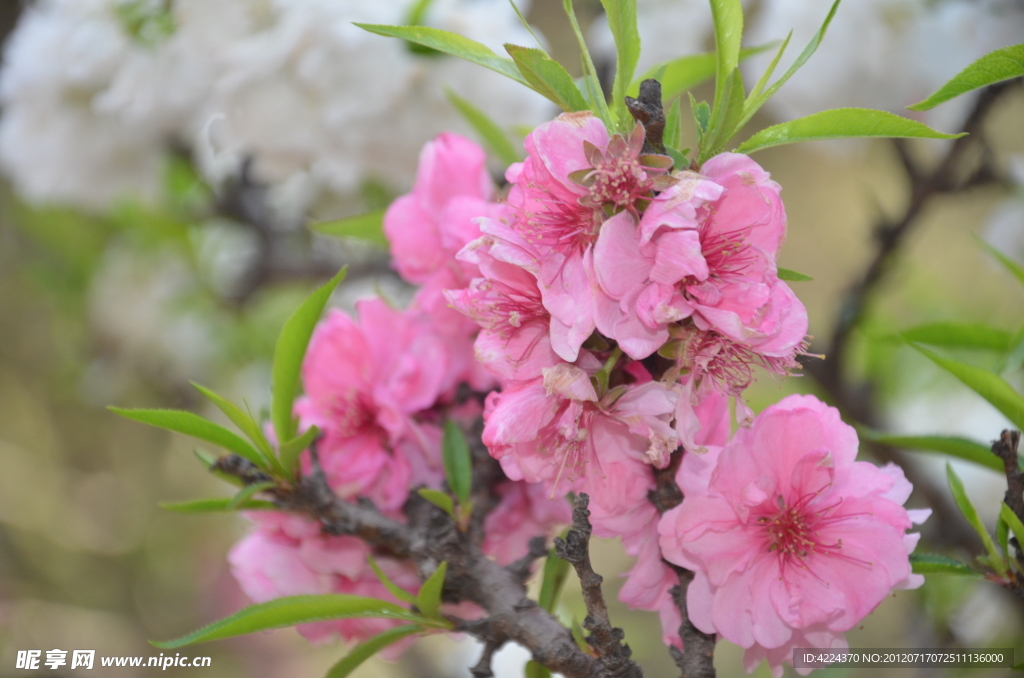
[0,0,550,213]
[591,0,1023,137]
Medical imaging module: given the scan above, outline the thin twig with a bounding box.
[555,494,644,678]
[994,430,1023,521]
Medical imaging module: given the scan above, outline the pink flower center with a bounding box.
[330,389,377,439]
[698,222,757,283]
[586,159,648,209]
[757,492,873,575]
[515,184,597,254]
[680,330,799,397]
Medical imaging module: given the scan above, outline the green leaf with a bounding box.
[160,497,276,514]
[909,343,1024,431]
[271,268,346,446]
[740,0,841,125]
[709,0,743,127]
[354,24,528,86]
[570,616,589,652]
[663,97,682,151]
[367,556,417,605]
[1000,503,1024,555]
[505,45,590,113]
[228,481,276,510]
[417,488,455,518]
[537,549,571,613]
[446,89,521,166]
[701,66,746,162]
[279,425,321,478]
[909,552,980,577]
[191,383,275,462]
[415,562,447,618]
[997,513,1010,563]
[736,108,964,155]
[326,625,422,678]
[748,33,792,102]
[690,94,711,142]
[404,0,435,26]
[909,43,1024,110]
[630,44,776,100]
[777,267,813,282]
[153,595,428,648]
[859,429,1005,474]
[977,236,1024,288]
[525,660,551,678]
[599,0,641,132]
[666,146,689,171]
[310,210,388,247]
[900,321,1012,352]
[946,463,1008,575]
[110,408,267,469]
[442,421,473,506]
[1003,325,1024,373]
[561,0,612,127]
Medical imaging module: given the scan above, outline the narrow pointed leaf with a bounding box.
[110,408,266,468]
[1000,503,1024,554]
[160,497,276,514]
[599,0,640,131]
[908,552,980,577]
[709,0,743,121]
[997,514,1010,563]
[326,625,422,678]
[191,382,275,461]
[446,89,521,165]
[690,93,711,141]
[354,24,528,86]
[442,421,473,506]
[748,32,791,101]
[417,488,455,518]
[946,463,1007,574]
[152,596,426,648]
[561,0,612,126]
[977,236,1024,288]
[737,109,964,154]
[1003,325,1024,373]
[271,268,346,445]
[310,211,387,247]
[664,97,682,151]
[538,549,570,613]
[367,556,417,605]
[701,67,746,161]
[630,44,777,100]
[910,43,1024,110]
[415,562,447,618]
[228,481,276,510]
[741,0,841,124]
[900,321,1012,352]
[859,429,1006,473]
[777,267,813,282]
[910,342,1024,431]
[505,45,589,112]
[279,425,321,477]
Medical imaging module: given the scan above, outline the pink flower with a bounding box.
[482,480,572,566]
[590,153,807,364]
[297,299,455,512]
[447,219,562,381]
[483,361,679,499]
[384,132,500,288]
[505,112,670,362]
[659,395,928,677]
[229,512,420,653]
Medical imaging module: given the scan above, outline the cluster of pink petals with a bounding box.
[229,512,420,651]
[659,395,928,677]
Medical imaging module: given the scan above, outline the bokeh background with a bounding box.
[0,0,1022,676]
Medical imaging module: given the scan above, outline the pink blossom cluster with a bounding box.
[229,114,925,675]
[229,133,570,648]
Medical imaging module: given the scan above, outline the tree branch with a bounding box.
[555,494,644,678]
[994,430,1023,521]
[214,440,607,678]
[651,450,716,678]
